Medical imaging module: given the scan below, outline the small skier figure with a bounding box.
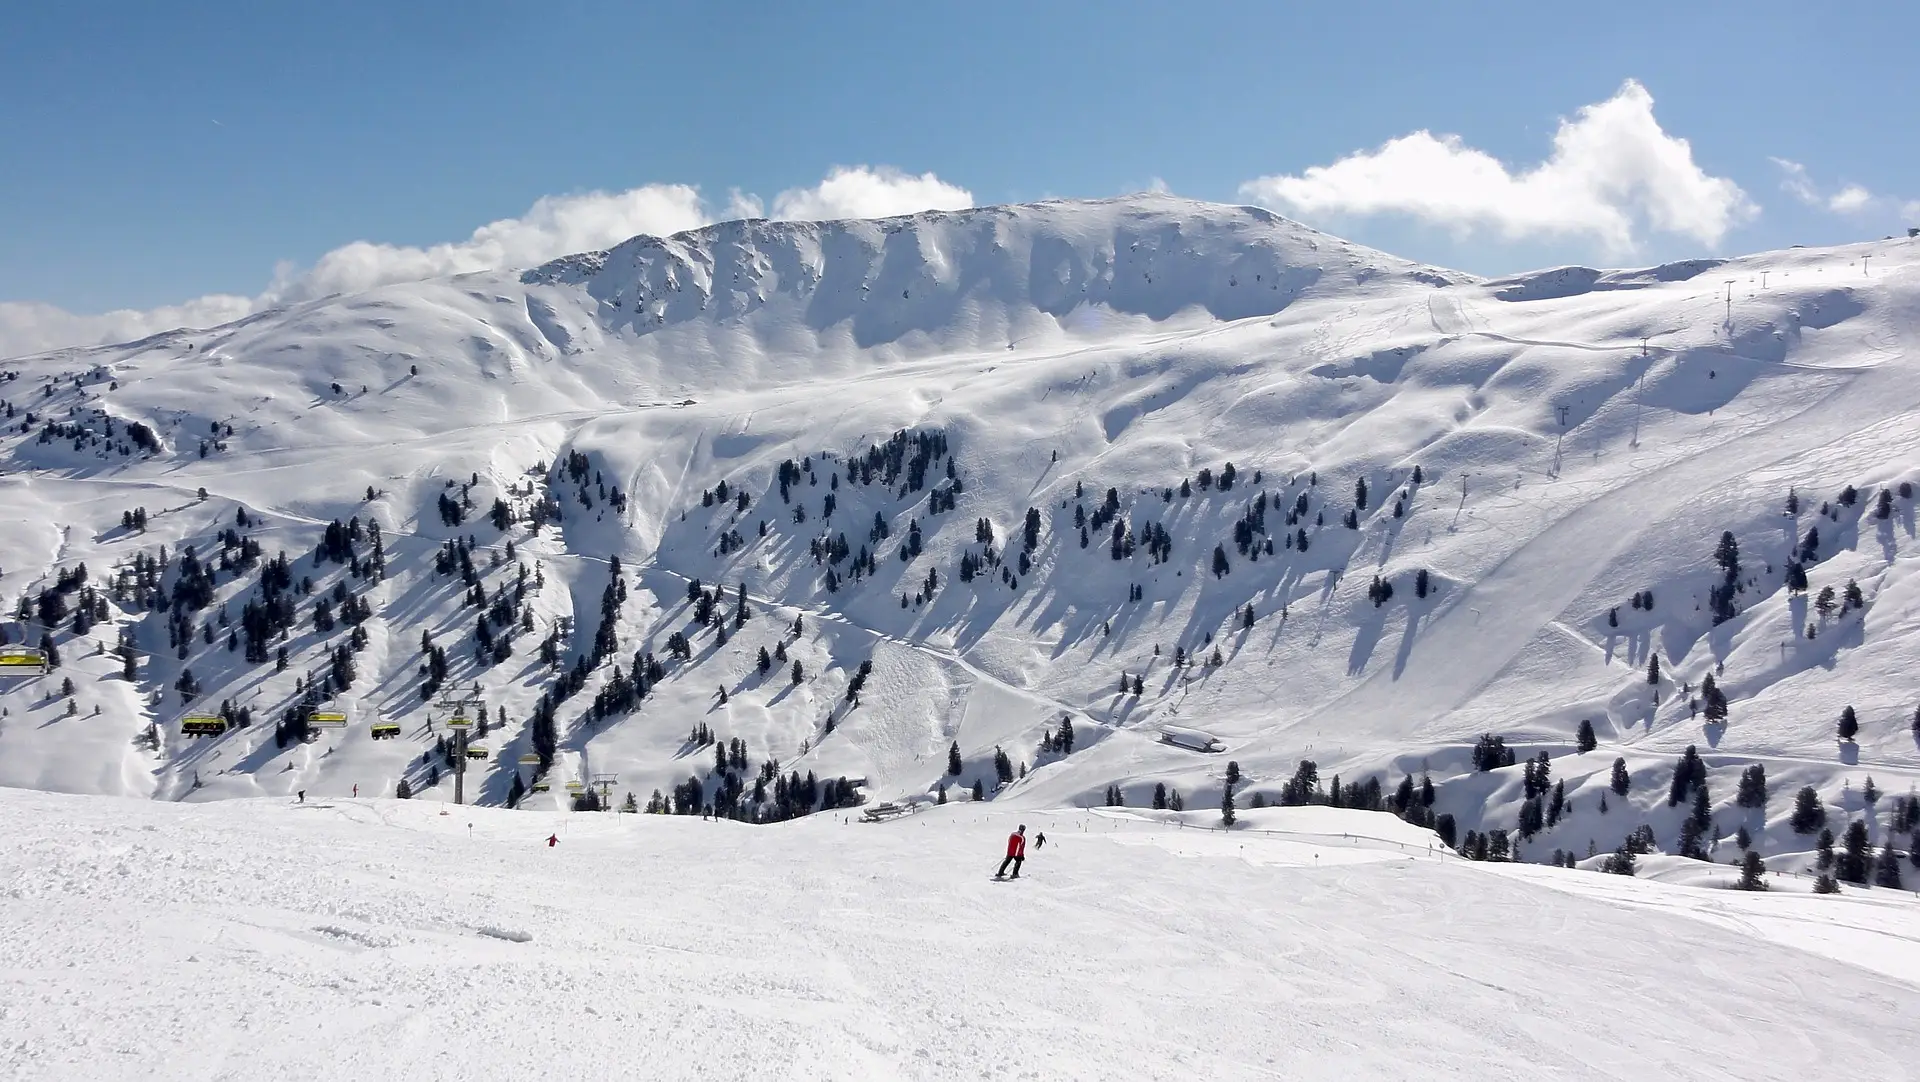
[547,834,558,847]
[1034,831,1047,850]
[297,790,305,803]
[352,784,358,798]
[996,825,1027,879]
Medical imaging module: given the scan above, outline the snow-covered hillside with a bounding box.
[4,193,1920,887]
[6,788,1920,1081]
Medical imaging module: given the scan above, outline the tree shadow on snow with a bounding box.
[1390,605,1427,680]
[1346,605,1388,676]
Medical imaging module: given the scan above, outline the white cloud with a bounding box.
[1239,80,1755,256]
[1772,158,1818,205]
[1827,185,1873,214]
[0,166,970,358]
[0,295,258,358]
[1772,158,1889,216]
[280,184,709,303]
[767,165,972,222]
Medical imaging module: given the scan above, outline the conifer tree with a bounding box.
[1610,757,1631,796]
[1838,705,1859,742]
[947,741,962,776]
[1603,845,1637,876]
[1838,820,1871,884]
[1393,774,1415,814]
[1576,719,1597,753]
[1688,784,1713,836]
[1737,849,1768,891]
[1874,841,1905,889]
[1221,781,1236,827]
[1646,653,1660,686]
[1700,674,1728,724]
[1790,785,1827,834]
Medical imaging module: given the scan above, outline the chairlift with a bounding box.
[444,712,472,730]
[309,707,348,729]
[180,714,229,737]
[0,645,49,678]
[465,744,489,760]
[518,752,541,765]
[565,781,585,794]
[369,721,401,740]
[531,782,551,793]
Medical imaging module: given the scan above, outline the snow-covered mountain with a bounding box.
[4,192,1919,886]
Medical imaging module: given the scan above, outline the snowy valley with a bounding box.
[5,193,1920,1075]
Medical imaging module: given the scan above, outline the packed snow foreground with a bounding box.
[4,788,1920,1081]
[5,193,1920,1072]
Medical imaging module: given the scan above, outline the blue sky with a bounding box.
[2,1,1915,353]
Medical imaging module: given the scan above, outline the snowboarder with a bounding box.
[547,834,558,847]
[996,825,1027,879]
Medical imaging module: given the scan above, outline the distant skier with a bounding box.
[297,790,305,803]
[1035,831,1047,850]
[996,825,1027,879]
[547,834,558,847]
[352,784,359,798]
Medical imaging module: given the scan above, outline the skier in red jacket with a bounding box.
[995,825,1027,879]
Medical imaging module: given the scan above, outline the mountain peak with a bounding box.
[519,195,1474,350]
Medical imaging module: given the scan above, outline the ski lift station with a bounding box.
[1158,725,1226,753]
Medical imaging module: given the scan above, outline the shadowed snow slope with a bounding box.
[2,195,1920,890]
[4,788,1920,1081]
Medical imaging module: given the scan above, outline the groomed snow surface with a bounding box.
[6,789,1920,1081]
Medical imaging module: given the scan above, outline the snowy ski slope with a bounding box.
[2,194,1919,881]
[4,788,1919,1081]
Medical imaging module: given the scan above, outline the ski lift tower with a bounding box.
[436,682,486,805]
[592,772,619,811]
